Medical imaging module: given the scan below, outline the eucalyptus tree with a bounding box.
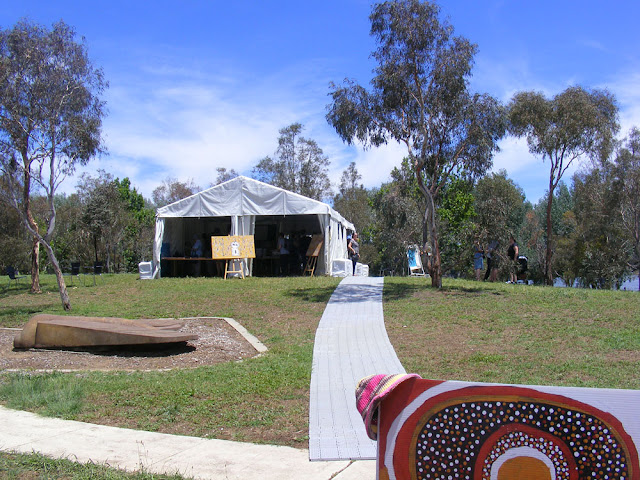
[0,20,106,309]
[253,123,332,201]
[115,177,154,272]
[474,171,526,244]
[326,0,506,287]
[508,86,618,285]
[612,127,640,289]
[333,162,372,232]
[152,177,200,208]
[572,166,628,289]
[0,176,31,270]
[214,167,239,185]
[370,160,424,275]
[472,170,526,277]
[534,183,576,285]
[78,171,127,271]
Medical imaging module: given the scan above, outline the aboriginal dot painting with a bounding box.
[210,235,255,259]
[413,399,631,479]
[380,382,640,480]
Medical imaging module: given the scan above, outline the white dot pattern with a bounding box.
[412,400,630,479]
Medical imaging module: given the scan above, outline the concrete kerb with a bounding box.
[180,316,268,354]
[4,317,267,356]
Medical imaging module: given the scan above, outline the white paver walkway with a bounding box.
[309,276,406,461]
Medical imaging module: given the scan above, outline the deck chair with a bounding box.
[83,261,104,285]
[6,266,27,287]
[63,262,81,285]
[407,245,425,276]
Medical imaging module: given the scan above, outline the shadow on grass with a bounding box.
[0,285,31,298]
[285,285,336,303]
[383,282,423,302]
[0,305,58,327]
[384,282,503,301]
[439,284,502,296]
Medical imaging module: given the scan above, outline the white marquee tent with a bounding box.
[153,176,355,278]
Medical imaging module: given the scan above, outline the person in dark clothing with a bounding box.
[484,240,498,281]
[348,232,360,275]
[506,235,519,284]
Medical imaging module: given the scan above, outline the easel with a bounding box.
[304,234,323,277]
[224,259,245,279]
[210,235,256,280]
[304,256,318,277]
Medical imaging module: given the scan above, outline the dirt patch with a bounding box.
[0,318,259,371]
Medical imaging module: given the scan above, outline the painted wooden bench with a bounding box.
[356,375,640,479]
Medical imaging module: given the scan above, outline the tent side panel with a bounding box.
[153,217,164,278]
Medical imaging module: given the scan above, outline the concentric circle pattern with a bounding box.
[412,399,631,479]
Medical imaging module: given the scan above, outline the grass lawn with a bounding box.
[0,451,185,479]
[1,274,639,452]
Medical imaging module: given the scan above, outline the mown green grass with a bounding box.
[0,451,187,479]
[0,274,338,446]
[0,372,84,417]
[1,273,639,455]
[383,277,640,389]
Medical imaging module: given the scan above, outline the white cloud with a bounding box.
[70,57,337,198]
[352,142,407,188]
[492,137,536,174]
[608,71,640,135]
[60,30,640,209]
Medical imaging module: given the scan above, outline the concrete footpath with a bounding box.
[0,406,375,479]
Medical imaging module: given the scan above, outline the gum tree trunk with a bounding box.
[41,241,71,311]
[30,236,41,293]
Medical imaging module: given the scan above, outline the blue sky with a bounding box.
[3,1,640,204]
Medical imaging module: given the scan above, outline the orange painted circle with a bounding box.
[497,456,551,480]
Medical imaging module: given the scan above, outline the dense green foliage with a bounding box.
[327,0,507,287]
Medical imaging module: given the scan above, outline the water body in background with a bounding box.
[554,275,639,291]
[620,275,640,291]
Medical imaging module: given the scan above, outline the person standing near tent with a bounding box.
[348,232,360,275]
[277,233,290,275]
[506,235,519,284]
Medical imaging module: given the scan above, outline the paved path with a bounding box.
[309,276,406,461]
[0,406,374,480]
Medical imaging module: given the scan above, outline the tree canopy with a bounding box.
[508,86,619,285]
[326,0,506,287]
[152,177,200,208]
[252,123,332,201]
[615,128,640,286]
[0,19,106,309]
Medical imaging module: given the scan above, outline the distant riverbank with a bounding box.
[555,275,639,291]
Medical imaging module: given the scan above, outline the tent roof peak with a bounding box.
[155,176,355,230]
